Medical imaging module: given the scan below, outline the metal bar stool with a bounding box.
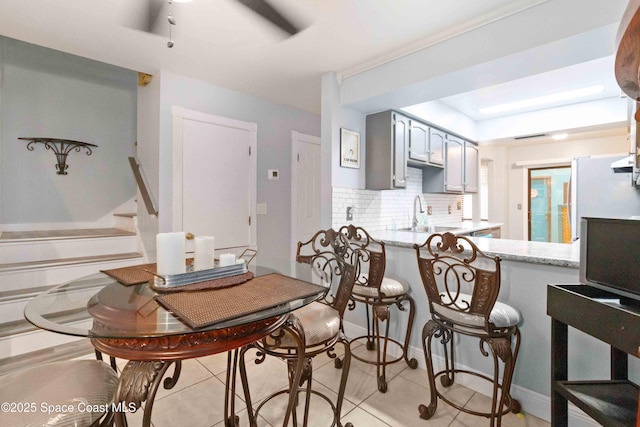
[0,359,118,427]
[414,232,522,427]
[338,224,418,393]
[239,228,356,427]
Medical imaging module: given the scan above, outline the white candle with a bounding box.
[194,236,216,271]
[219,253,236,267]
[156,232,186,276]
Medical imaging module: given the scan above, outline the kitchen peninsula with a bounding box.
[341,230,598,425]
[373,226,579,267]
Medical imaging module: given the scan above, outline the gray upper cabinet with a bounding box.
[408,120,429,164]
[444,135,464,193]
[464,141,479,193]
[428,127,445,166]
[365,110,408,190]
[366,109,478,193]
[423,135,478,194]
[408,120,445,167]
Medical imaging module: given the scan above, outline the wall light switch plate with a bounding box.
[268,169,279,180]
[257,203,267,215]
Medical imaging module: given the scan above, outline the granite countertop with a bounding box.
[372,222,580,268]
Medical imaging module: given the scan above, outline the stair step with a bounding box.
[0,224,143,360]
[0,340,96,376]
[0,284,53,303]
[0,254,144,292]
[0,304,89,339]
[0,285,54,324]
[0,318,38,339]
[0,233,139,264]
[0,227,134,242]
[0,252,143,272]
[0,326,86,361]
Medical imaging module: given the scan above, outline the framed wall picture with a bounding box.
[340,128,360,168]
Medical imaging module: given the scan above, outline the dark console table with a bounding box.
[547,284,640,427]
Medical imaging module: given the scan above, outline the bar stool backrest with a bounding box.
[296,228,358,317]
[338,224,386,292]
[414,232,501,331]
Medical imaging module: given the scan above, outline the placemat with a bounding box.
[155,273,325,329]
[151,271,254,292]
[101,259,196,286]
[101,263,157,286]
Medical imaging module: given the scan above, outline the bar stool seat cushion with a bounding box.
[352,274,408,299]
[434,293,521,329]
[266,301,340,350]
[0,360,118,427]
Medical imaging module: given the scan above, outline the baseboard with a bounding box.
[342,320,599,426]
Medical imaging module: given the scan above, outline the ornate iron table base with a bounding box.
[91,313,306,427]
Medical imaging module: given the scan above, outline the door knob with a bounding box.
[185,232,195,240]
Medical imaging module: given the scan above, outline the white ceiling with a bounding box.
[0,0,563,114]
[438,56,622,122]
[0,0,630,145]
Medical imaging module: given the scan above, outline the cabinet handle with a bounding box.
[186,232,195,240]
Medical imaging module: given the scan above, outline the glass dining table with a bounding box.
[24,259,327,427]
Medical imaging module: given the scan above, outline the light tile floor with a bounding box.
[115,343,550,427]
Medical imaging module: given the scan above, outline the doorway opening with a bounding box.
[528,166,571,243]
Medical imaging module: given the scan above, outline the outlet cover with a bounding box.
[257,203,267,215]
[268,169,279,180]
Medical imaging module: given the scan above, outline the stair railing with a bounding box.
[128,157,158,217]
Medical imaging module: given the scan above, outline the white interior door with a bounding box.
[291,131,321,259]
[173,107,257,252]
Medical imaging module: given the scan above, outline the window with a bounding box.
[462,160,489,220]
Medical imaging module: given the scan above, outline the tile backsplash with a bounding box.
[332,167,463,231]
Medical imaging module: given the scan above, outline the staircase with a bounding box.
[0,215,145,367]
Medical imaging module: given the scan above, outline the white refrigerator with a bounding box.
[570,154,640,240]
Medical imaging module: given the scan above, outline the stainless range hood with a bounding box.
[610,155,634,173]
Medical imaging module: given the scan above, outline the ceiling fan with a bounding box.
[124,0,303,43]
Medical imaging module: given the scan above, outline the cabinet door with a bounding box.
[409,120,429,163]
[429,127,445,166]
[393,113,409,188]
[464,142,479,193]
[445,136,464,192]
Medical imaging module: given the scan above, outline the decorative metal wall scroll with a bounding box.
[19,137,98,175]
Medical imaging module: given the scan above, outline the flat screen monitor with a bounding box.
[579,217,640,303]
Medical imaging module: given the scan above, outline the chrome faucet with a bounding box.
[412,195,425,231]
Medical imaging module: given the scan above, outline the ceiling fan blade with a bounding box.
[143,0,166,33]
[121,0,166,35]
[235,0,300,36]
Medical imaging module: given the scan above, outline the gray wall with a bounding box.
[321,72,367,192]
[137,70,320,262]
[0,37,137,225]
